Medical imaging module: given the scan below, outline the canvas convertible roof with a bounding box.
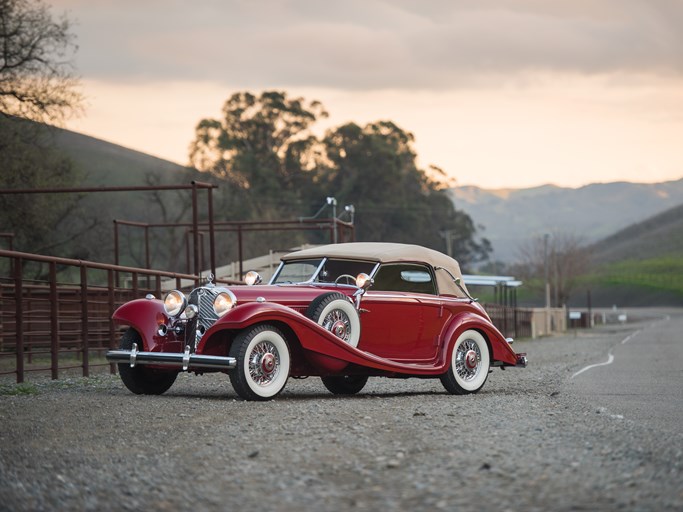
[282,242,469,297]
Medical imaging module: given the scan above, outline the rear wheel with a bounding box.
[229,324,290,401]
[117,328,178,395]
[306,292,361,347]
[440,329,490,395]
[321,375,369,395]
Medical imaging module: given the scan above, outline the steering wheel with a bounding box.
[334,274,356,285]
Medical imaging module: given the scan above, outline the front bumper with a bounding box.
[106,344,236,371]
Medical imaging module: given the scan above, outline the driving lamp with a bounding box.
[355,273,373,290]
[244,271,262,286]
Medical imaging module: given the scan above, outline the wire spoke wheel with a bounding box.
[248,340,281,386]
[455,338,482,382]
[441,329,490,395]
[229,324,290,401]
[322,309,352,343]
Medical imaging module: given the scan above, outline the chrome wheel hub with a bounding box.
[249,341,280,386]
[323,310,351,342]
[455,339,481,381]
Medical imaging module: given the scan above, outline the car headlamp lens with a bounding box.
[244,270,262,286]
[214,290,237,317]
[163,290,186,317]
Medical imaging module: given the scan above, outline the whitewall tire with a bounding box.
[229,324,290,401]
[440,329,490,395]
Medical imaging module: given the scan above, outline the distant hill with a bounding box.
[575,202,683,307]
[51,126,191,187]
[35,124,207,266]
[589,202,683,265]
[450,180,683,263]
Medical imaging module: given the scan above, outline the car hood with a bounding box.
[226,284,354,312]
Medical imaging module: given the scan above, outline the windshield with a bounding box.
[271,258,377,284]
[271,259,323,284]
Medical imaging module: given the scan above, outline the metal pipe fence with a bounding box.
[0,249,231,383]
[483,303,533,339]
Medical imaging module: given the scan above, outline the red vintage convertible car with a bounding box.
[107,242,527,400]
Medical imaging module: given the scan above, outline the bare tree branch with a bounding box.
[0,0,82,124]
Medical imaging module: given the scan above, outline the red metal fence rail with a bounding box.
[0,249,230,383]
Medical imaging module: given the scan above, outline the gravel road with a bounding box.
[1,310,681,511]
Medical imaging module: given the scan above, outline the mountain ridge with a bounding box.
[450,179,683,262]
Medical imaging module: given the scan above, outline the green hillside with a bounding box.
[578,203,683,306]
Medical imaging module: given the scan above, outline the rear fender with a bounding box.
[112,299,170,351]
[441,312,518,366]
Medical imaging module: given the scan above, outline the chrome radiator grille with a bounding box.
[188,287,219,331]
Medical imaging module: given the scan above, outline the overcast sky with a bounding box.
[56,0,683,189]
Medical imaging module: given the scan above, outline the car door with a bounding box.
[357,263,440,362]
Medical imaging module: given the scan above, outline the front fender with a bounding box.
[112,299,169,351]
[441,312,518,366]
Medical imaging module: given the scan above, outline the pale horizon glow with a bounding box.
[59,1,683,190]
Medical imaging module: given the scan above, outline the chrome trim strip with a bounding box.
[268,261,285,285]
[182,345,191,371]
[107,349,237,370]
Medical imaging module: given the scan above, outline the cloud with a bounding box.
[58,0,683,89]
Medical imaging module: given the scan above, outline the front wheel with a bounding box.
[229,324,291,401]
[440,329,490,395]
[117,328,178,395]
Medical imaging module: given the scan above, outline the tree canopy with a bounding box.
[190,90,490,269]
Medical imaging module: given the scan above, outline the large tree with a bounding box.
[189,91,330,257]
[190,91,490,267]
[0,0,82,123]
[321,121,490,268]
[190,90,327,204]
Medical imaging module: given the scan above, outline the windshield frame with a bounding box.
[269,257,379,285]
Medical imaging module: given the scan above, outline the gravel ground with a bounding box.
[1,311,681,511]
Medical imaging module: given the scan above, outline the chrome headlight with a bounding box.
[213,290,237,317]
[163,290,187,317]
[244,270,262,286]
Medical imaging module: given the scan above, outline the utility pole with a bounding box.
[327,197,338,244]
[440,230,453,257]
[544,233,551,335]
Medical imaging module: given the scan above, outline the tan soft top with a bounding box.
[281,242,468,297]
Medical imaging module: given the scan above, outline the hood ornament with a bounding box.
[206,272,215,286]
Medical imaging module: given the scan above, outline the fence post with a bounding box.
[108,269,116,374]
[80,265,89,377]
[14,257,24,383]
[49,261,59,380]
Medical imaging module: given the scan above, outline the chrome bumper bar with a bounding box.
[106,344,236,371]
